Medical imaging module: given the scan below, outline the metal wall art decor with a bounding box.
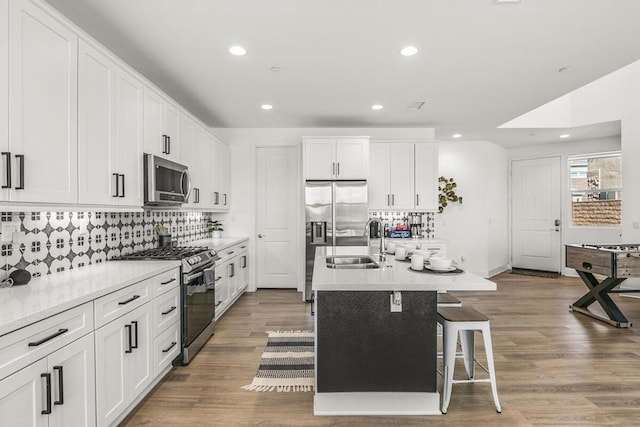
[438,176,462,213]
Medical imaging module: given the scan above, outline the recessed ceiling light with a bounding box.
[560,134,570,139]
[407,100,426,111]
[270,66,281,72]
[452,134,462,139]
[558,66,572,73]
[229,46,246,56]
[261,104,273,110]
[400,46,418,57]
[371,104,384,110]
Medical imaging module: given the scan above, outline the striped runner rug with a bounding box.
[242,330,315,392]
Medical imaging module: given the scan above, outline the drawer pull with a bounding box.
[162,341,177,353]
[131,321,139,350]
[240,246,247,249]
[29,328,69,347]
[118,294,141,305]
[162,306,177,315]
[161,278,176,285]
[227,251,235,255]
[41,373,52,414]
[53,366,64,405]
[215,300,222,307]
[215,276,222,282]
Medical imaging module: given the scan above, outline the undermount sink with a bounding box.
[326,255,380,269]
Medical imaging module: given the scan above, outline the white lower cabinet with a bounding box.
[95,302,152,427]
[214,241,249,320]
[153,323,180,377]
[0,333,96,427]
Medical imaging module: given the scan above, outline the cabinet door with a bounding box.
[163,101,180,162]
[335,138,369,180]
[78,39,115,205]
[239,253,249,291]
[0,358,48,427]
[215,261,230,318]
[47,334,96,427]
[202,132,216,207]
[127,304,153,400]
[95,315,128,427]
[115,67,144,206]
[180,115,203,208]
[8,0,78,203]
[304,139,335,179]
[389,143,415,210]
[228,260,239,298]
[218,141,230,209]
[414,143,438,210]
[0,0,9,201]
[368,143,391,209]
[143,86,164,157]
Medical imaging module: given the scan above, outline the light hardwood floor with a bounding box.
[121,272,640,426]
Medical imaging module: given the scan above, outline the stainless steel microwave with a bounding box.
[144,154,191,206]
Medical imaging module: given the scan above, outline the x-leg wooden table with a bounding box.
[570,271,635,328]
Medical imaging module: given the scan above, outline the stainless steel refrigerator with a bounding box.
[305,180,368,300]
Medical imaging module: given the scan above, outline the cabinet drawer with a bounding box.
[0,302,93,381]
[94,279,151,328]
[216,241,248,264]
[153,322,180,377]
[153,286,180,337]
[151,268,180,298]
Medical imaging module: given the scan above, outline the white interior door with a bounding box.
[256,146,299,288]
[511,157,562,272]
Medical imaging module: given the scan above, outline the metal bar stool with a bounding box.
[437,306,501,414]
[437,292,462,307]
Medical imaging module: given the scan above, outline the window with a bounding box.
[569,152,621,226]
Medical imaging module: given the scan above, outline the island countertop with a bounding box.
[312,246,496,292]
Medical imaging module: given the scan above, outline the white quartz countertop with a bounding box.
[312,246,496,292]
[0,260,180,337]
[195,236,249,252]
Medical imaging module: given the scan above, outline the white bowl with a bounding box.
[429,256,452,269]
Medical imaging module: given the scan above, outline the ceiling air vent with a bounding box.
[407,101,426,111]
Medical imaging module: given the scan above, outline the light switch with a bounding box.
[1,222,20,243]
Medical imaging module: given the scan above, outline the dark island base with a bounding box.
[316,291,437,393]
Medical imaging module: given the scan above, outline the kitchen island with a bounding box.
[312,246,496,415]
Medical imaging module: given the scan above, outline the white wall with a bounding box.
[436,141,509,277]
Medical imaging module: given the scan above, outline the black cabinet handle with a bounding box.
[15,154,24,190]
[167,136,171,155]
[162,135,168,154]
[1,152,10,188]
[118,294,140,305]
[223,193,227,206]
[161,306,177,315]
[112,173,119,197]
[41,373,52,414]
[125,324,132,353]
[131,320,139,350]
[214,192,219,205]
[240,245,247,249]
[28,328,69,347]
[215,276,222,282]
[162,341,177,353]
[53,366,64,405]
[120,174,125,198]
[215,300,222,307]
[227,251,235,255]
[161,278,176,285]
[241,255,247,268]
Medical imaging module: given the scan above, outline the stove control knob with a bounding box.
[189,257,198,265]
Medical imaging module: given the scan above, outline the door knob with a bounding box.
[550,228,560,232]
[258,234,266,238]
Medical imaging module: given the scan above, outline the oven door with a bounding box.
[183,264,216,346]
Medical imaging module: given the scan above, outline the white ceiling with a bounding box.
[44,0,640,147]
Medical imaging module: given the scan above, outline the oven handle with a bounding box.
[185,265,215,283]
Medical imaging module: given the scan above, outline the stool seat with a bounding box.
[437,306,501,414]
[437,293,462,307]
[438,306,488,322]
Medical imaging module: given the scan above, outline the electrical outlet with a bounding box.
[1,222,21,243]
[390,291,402,312]
[634,221,640,230]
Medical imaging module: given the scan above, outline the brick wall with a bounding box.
[572,200,621,225]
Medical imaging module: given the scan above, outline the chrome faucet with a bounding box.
[364,218,386,262]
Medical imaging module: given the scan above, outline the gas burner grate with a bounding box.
[119,246,211,260]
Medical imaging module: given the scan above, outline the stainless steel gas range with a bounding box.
[117,246,218,363]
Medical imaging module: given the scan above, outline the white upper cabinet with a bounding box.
[303,137,369,180]
[143,86,181,162]
[78,40,143,206]
[414,143,439,211]
[180,113,203,208]
[368,142,438,211]
[6,0,78,204]
[202,132,217,208]
[368,142,415,210]
[214,139,230,209]
[0,0,8,201]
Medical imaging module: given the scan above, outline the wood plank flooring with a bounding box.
[121,272,640,426]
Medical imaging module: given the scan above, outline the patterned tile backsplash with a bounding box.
[368,211,436,239]
[0,211,215,280]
